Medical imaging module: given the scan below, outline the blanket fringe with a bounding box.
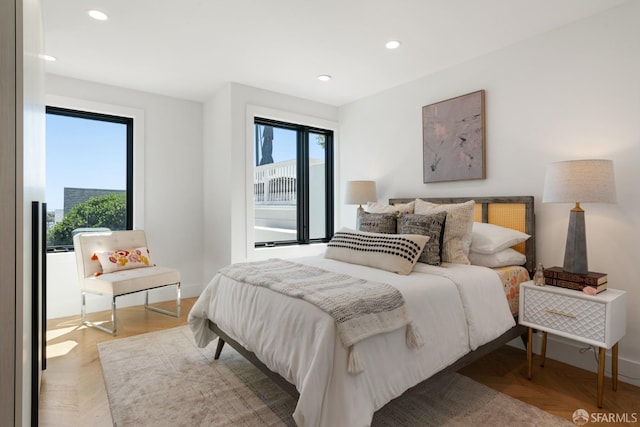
[406,321,425,349]
[347,346,365,374]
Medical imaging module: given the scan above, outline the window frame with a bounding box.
[253,116,334,247]
[45,105,135,251]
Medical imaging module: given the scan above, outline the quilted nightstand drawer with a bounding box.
[522,286,606,342]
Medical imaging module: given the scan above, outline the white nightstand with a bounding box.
[519,281,627,408]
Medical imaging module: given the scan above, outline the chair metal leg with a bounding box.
[144,282,181,318]
[81,291,117,335]
[111,297,117,334]
[81,291,87,323]
[82,282,180,335]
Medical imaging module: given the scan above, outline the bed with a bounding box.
[189,196,535,426]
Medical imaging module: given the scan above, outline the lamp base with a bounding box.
[563,207,588,275]
[355,205,364,229]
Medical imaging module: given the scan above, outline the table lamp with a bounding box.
[344,180,377,214]
[542,159,616,275]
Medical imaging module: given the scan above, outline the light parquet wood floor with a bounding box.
[39,298,196,426]
[39,297,640,426]
[459,344,640,426]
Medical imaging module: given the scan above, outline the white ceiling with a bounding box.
[42,0,628,106]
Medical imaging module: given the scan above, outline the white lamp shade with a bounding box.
[344,180,377,205]
[543,159,616,204]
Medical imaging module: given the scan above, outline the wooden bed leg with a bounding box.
[527,327,533,380]
[214,338,225,360]
[612,342,619,391]
[540,331,547,367]
[598,347,606,408]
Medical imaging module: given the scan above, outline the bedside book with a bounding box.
[543,266,607,293]
[544,277,608,293]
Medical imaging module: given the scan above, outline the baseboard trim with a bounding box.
[508,331,640,387]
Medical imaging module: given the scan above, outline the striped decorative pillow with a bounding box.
[325,228,429,275]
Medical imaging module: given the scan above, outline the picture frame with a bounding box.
[422,90,486,183]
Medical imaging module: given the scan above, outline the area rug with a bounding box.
[98,326,573,426]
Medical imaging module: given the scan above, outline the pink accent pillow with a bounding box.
[93,247,153,274]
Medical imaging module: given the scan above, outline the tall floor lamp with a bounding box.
[542,159,616,275]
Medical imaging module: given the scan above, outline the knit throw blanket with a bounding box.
[218,259,424,374]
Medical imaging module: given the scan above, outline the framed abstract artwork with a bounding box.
[422,90,486,183]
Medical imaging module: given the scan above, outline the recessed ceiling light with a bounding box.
[385,40,401,50]
[88,10,109,21]
[42,54,57,62]
[317,75,332,82]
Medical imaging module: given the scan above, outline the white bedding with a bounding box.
[188,256,515,427]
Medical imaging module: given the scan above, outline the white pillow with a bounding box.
[468,248,526,268]
[366,201,415,214]
[325,227,428,275]
[414,199,475,265]
[470,222,530,254]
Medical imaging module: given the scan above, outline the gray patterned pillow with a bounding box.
[357,211,397,234]
[414,199,475,264]
[399,212,447,265]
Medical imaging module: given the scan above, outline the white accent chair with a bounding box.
[73,230,181,335]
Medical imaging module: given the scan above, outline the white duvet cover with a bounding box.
[189,256,515,427]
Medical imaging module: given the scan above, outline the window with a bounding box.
[45,106,133,251]
[253,117,334,246]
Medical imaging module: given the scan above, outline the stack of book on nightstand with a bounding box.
[543,266,608,293]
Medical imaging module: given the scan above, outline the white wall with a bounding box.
[45,75,204,317]
[202,85,232,282]
[202,83,338,281]
[338,1,640,385]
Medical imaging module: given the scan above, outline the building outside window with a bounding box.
[45,106,133,251]
[253,117,334,247]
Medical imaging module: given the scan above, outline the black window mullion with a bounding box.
[324,132,334,241]
[297,129,309,243]
[125,120,134,229]
[306,127,333,243]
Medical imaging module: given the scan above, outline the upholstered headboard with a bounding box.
[389,196,536,274]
